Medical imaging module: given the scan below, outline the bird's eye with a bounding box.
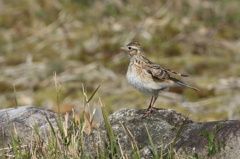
[128,47,132,50]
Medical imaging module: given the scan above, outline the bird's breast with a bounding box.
[126,64,155,95]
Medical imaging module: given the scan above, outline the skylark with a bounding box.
[120,41,198,117]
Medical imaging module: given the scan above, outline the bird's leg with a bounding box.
[147,96,154,110]
[144,96,157,117]
[151,97,157,109]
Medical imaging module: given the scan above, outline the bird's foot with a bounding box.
[143,107,156,117]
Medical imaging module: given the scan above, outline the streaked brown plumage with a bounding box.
[120,41,198,117]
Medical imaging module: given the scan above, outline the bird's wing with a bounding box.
[143,64,170,81]
[163,67,189,77]
[143,62,189,80]
[144,64,199,91]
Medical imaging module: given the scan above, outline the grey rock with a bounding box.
[176,120,240,159]
[83,108,193,158]
[0,106,60,147]
[1,106,240,158]
[83,108,240,159]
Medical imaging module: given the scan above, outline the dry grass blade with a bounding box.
[121,123,140,158]
[53,71,62,113]
[13,84,18,107]
[86,84,101,103]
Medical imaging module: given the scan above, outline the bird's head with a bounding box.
[120,41,142,57]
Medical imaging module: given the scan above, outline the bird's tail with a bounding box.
[170,77,199,91]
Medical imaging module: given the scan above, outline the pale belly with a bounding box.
[126,69,166,96]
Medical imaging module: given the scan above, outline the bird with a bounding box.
[120,41,199,117]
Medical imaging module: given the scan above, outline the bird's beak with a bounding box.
[120,46,128,51]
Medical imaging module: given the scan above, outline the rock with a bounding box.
[1,106,240,158]
[83,108,240,159]
[82,108,193,158]
[176,120,240,159]
[0,106,60,147]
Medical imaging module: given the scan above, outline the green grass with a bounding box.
[200,123,226,157]
[1,83,199,159]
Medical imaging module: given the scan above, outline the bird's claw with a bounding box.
[143,107,156,117]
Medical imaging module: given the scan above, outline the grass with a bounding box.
[200,123,226,157]
[145,124,159,159]
[1,82,196,159]
[0,118,191,158]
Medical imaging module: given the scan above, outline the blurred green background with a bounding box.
[0,0,240,122]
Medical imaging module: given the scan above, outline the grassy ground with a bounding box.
[0,0,240,123]
[0,88,193,159]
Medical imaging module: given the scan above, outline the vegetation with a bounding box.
[200,123,226,157]
[0,83,227,158]
[0,85,179,158]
